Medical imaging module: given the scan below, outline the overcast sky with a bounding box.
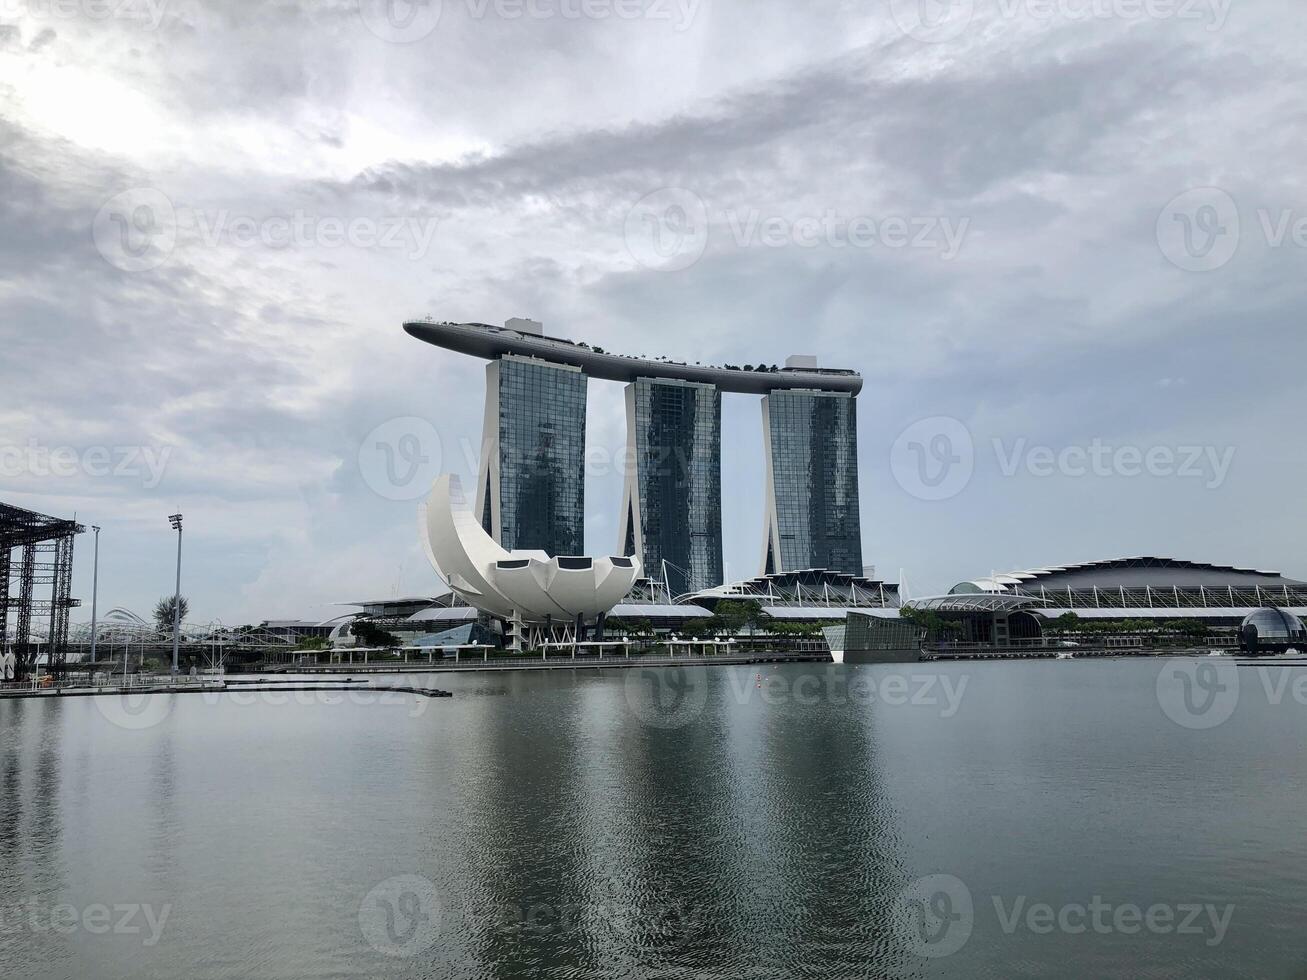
[2,0,1304,626]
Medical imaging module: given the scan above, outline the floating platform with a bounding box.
[0,679,452,701]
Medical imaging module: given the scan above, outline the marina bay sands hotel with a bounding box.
[404,318,864,597]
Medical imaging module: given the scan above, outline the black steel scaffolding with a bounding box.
[1,502,83,678]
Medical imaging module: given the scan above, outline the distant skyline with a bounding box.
[2,0,1305,625]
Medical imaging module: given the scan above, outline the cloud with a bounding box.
[2,0,1305,621]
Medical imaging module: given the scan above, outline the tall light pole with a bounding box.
[89,525,101,665]
[168,513,183,677]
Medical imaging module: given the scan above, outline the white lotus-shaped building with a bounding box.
[419,475,641,647]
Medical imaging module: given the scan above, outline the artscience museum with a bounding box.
[419,474,642,649]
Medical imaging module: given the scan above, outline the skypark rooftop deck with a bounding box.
[403,319,864,395]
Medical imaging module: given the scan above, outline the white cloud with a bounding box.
[3,0,1305,618]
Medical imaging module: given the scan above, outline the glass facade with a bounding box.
[1242,607,1306,640]
[626,378,723,597]
[843,612,922,652]
[764,390,863,575]
[492,357,587,556]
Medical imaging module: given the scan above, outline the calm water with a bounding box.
[2,658,1306,979]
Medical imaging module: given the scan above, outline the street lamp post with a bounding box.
[89,525,101,666]
[168,513,183,677]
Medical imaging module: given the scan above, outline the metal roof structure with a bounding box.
[906,594,1051,614]
[609,603,713,619]
[407,606,480,623]
[336,596,447,608]
[687,568,899,609]
[760,605,900,620]
[954,556,1303,594]
[404,320,863,395]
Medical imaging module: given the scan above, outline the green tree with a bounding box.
[712,599,769,634]
[153,595,190,634]
[1052,612,1083,633]
[681,618,718,638]
[1162,618,1209,638]
[352,620,399,648]
[900,607,964,640]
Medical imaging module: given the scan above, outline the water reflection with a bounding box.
[14,662,1306,978]
[445,666,911,977]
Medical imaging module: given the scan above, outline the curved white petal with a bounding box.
[419,475,643,625]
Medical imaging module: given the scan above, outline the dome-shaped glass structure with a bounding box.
[1242,608,1306,639]
[1240,608,1306,654]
